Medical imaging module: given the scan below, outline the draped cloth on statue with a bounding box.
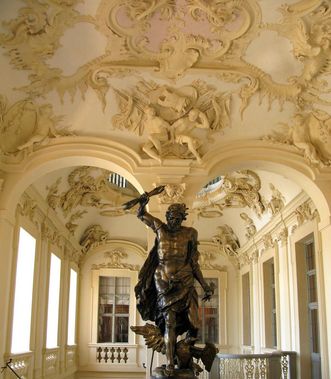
[134,239,199,336]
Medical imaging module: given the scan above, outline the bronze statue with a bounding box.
[127,188,218,378]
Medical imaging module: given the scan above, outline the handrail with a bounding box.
[215,351,297,379]
[1,359,23,379]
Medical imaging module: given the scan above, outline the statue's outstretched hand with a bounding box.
[139,193,149,207]
[202,282,215,302]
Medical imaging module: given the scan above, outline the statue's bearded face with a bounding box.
[166,212,183,231]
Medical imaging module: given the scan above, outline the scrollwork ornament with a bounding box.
[91,248,140,271]
[198,249,226,271]
[79,224,110,253]
[158,184,186,204]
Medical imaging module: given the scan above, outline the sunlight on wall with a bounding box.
[11,228,36,354]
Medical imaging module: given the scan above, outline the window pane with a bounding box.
[195,278,219,344]
[98,276,130,343]
[11,228,36,353]
[46,253,62,348]
[67,269,78,345]
[115,316,129,342]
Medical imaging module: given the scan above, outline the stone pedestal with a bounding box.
[151,366,197,379]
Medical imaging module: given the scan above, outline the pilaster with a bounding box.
[0,212,15,377]
[276,229,292,350]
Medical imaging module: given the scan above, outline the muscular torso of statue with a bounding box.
[154,226,194,290]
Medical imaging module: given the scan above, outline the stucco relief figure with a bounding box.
[172,108,210,163]
[240,212,256,240]
[266,110,331,166]
[112,80,231,163]
[79,224,110,252]
[131,193,217,378]
[212,224,240,257]
[142,106,171,163]
[267,184,285,215]
[0,97,72,155]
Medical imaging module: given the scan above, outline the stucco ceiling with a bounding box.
[0,0,330,251]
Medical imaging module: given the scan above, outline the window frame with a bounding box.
[9,218,39,355]
[91,268,138,345]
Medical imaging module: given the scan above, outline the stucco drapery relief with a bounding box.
[0,96,72,156]
[112,80,231,162]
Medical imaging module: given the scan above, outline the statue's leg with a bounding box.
[187,302,199,340]
[164,309,176,375]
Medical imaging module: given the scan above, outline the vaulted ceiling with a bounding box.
[0,0,330,252]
